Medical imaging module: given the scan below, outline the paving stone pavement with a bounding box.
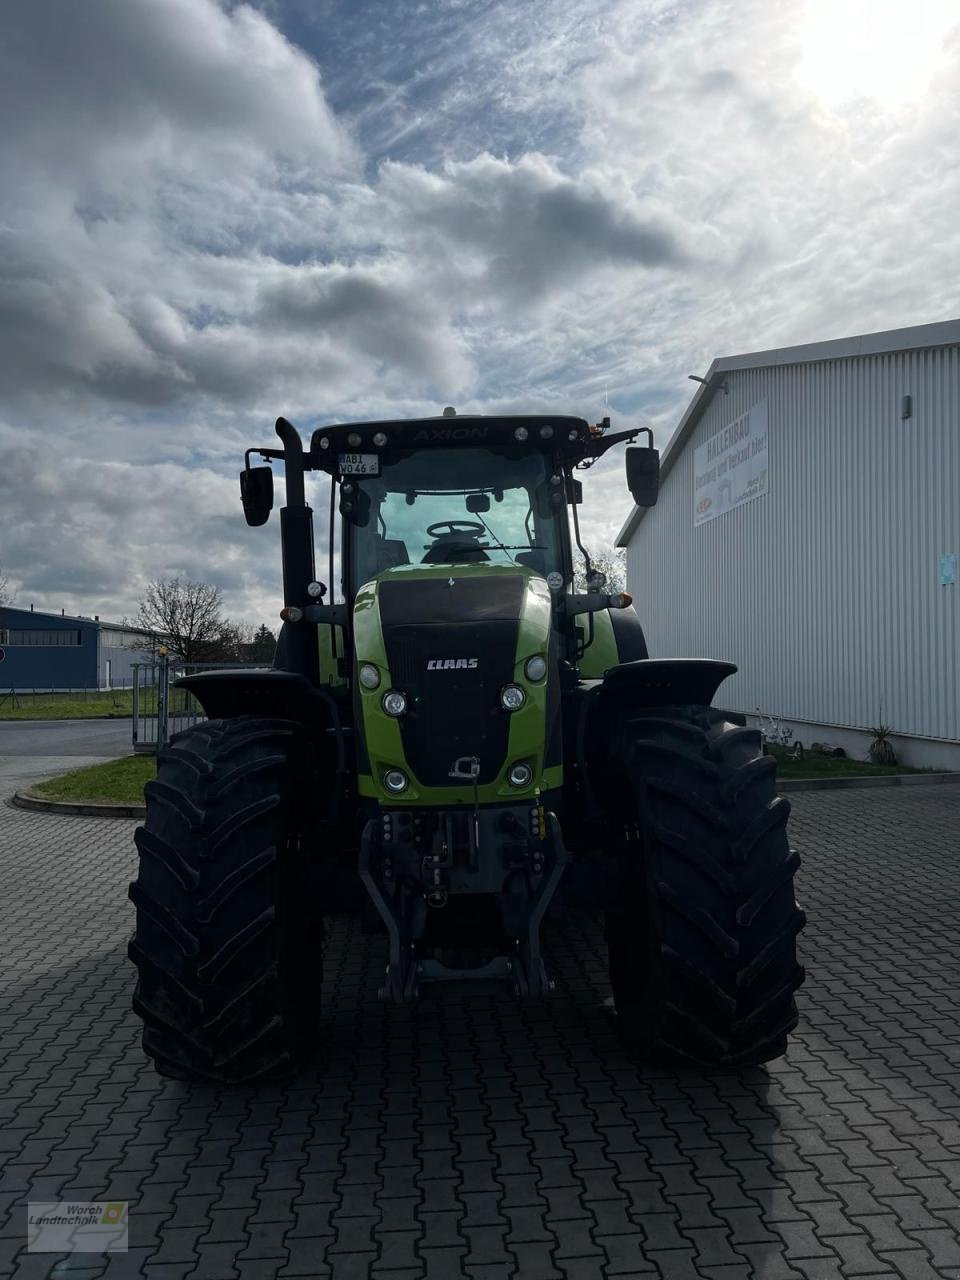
[2,785,960,1280]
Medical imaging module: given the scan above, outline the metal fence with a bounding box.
[132,657,268,752]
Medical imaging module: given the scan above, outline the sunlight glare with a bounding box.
[797,0,957,107]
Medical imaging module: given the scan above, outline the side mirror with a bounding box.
[626,445,660,507]
[466,493,491,514]
[566,477,583,505]
[240,466,274,526]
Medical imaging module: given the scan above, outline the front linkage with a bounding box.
[359,802,569,1002]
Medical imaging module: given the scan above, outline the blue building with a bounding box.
[0,606,158,692]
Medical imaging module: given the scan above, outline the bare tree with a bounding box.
[135,577,224,663]
[206,619,255,663]
[573,547,626,594]
[0,564,14,608]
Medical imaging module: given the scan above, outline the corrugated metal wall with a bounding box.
[627,345,960,742]
[0,608,98,691]
[98,644,144,688]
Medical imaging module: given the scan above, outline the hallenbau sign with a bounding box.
[694,400,768,527]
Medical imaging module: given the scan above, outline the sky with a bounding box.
[1,0,958,627]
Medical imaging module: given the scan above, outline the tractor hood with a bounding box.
[352,564,559,804]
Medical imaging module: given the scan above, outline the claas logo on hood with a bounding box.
[427,658,479,670]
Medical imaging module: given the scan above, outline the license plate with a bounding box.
[338,453,381,477]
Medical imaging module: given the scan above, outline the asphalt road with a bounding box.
[0,718,133,788]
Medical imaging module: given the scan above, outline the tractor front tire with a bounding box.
[606,707,805,1067]
[129,717,320,1083]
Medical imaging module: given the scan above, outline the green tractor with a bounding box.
[129,411,804,1082]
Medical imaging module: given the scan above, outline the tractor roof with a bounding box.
[309,413,638,472]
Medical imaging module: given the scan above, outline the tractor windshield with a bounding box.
[348,446,564,591]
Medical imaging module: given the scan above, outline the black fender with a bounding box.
[594,657,736,714]
[175,669,347,779]
[574,658,739,817]
[609,606,649,663]
[177,668,324,722]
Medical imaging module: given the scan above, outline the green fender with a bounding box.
[578,604,648,678]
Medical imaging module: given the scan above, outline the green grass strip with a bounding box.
[31,755,157,805]
[0,688,201,720]
[769,744,930,779]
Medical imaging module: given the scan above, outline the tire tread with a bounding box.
[129,716,322,1082]
[606,708,805,1066]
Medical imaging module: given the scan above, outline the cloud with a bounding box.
[0,11,693,424]
[257,267,474,388]
[0,0,358,419]
[1,0,958,623]
[574,0,960,353]
[0,0,353,189]
[307,0,610,167]
[0,421,310,626]
[374,153,687,304]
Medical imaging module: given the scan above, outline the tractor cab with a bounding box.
[308,413,646,601]
[241,410,657,585]
[337,440,568,587]
[237,410,660,694]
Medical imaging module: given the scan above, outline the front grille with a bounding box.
[379,575,524,626]
[383,621,518,785]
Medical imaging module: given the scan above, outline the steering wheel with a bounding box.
[425,520,486,538]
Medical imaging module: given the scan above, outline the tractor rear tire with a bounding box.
[605,706,805,1067]
[129,717,320,1083]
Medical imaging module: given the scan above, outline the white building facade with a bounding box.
[617,319,960,770]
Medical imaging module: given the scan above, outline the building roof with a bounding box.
[615,317,960,546]
[0,604,156,636]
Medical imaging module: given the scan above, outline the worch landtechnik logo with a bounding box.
[27,1202,128,1252]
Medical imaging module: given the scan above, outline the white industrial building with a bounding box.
[617,318,960,770]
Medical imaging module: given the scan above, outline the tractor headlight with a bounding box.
[383,769,408,793]
[381,690,407,717]
[500,684,526,711]
[513,426,529,441]
[306,580,325,598]
[359,663,380,690]
[524,655,546,682]
[347,432,362,447]
[508,762,533,788]
[372,431,388,447]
